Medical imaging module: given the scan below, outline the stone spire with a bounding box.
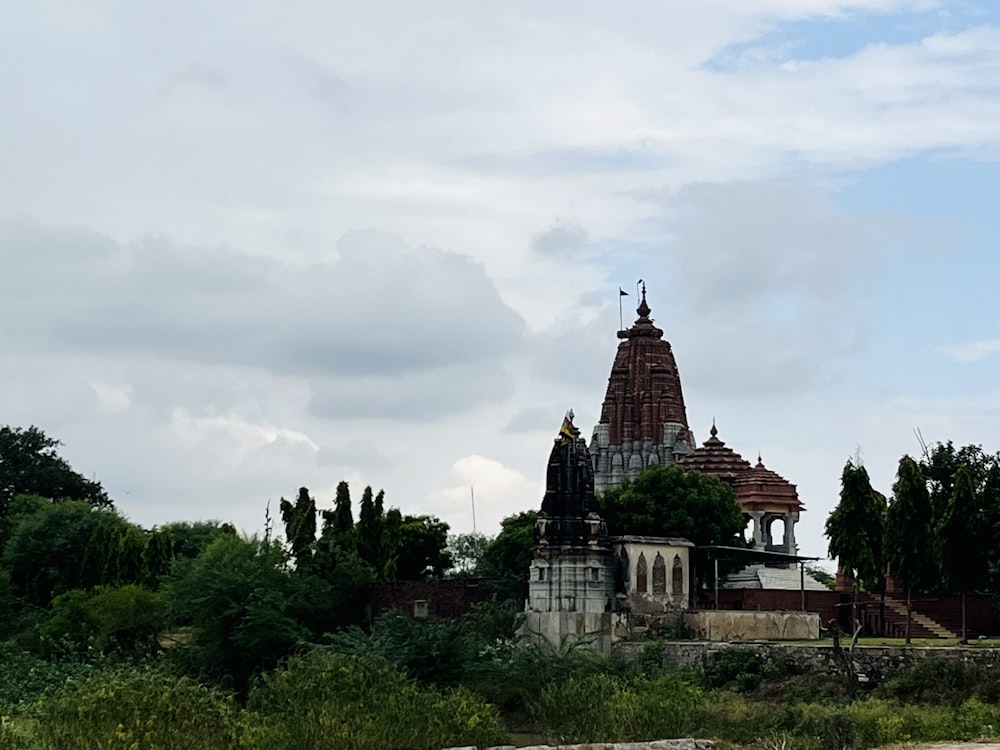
[591,284,692,494]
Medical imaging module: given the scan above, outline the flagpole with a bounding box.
[471,486,477,534]
[618,289,623,331]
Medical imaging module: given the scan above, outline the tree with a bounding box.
[0,425,110,517]
[477,510,537,602]
[162,520,236,560]
[279,487,316,563]
[356,485,383,574]
[2,501,131,606]
[825,459,886,634]
[599,464,745,547]
[886,455,934,643]
[395,515,452,580]
[328,480,354,536]
[936,465,987,643]
[164,534,308,694]
[447,532,491,576]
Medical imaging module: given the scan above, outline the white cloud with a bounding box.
[938,337,1000,363]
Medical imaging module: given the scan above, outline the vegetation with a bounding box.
[6,422,1000,747]
[599,463,746,548]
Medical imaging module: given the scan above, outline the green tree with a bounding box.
[936,465,987,643]
[327,480,354,536]
[825,459,886,633]
[356,485,384,574]
[142,527,175,587]
[599,464,745,547]
[162,520,236,560]
[478,510,537,602]
[41,583,167,656]
[164,534,307,693]
[0,425,110,517]
[279,486,317,562]
[886,455,935,643]
[396,515,453,580]
[447,532,491,576]
[2,501,130,606]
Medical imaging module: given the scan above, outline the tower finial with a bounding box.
[636,279,651,318]
[710,418,717,438]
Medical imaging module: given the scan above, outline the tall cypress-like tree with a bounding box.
[279,487,317,563]
[936,465,986,643]
[356,485,383,575]
[826,459,886,634]
[332,481,354,535]
[886,455,934,643]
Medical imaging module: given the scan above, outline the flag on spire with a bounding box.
[559,410,579,439]
[619,287,629,296]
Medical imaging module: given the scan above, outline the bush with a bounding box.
[33,669,237,750]
[462,637,608,714]
[242,651,508,750]
[527,671,701,744]
[703,647,765,691]
[875,658,998,706]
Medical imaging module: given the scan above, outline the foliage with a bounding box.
[278,486,316,563]
[599,464,745,547]
[242,651,508,750]
[321,599,522,689]
[0,426,110,518]
[528,671,701,744]
[161,520,236,560]
[462,637,609,715]
[446,531,491,575]
[32,668,237,750]
[396,514,452,580]
[163,534,308,693]
[39,584,166,657]
[887,455,935,597]
[477,510,536,601]
[825,460,886,592]
[2,501,132,607]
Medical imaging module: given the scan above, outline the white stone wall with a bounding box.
[528,552,615,614]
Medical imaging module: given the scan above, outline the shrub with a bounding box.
[703,647,765,691]
[527,671,701,744]
[876,658,1000,707]
[242,651,508,750]
[33,669,237,750]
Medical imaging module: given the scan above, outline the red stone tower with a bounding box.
[591,285,693,494]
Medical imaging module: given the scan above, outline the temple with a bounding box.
[590,284,692,495]
[524,412,616,651]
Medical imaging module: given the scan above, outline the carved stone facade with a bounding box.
[591,286,692,495]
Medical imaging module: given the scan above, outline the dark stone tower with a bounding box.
[524,413,615,652]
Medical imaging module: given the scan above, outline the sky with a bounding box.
[2,1,999,567]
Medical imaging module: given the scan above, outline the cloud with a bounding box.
[529,222,589,257]
[429,455,541,532]
[653,179,918,397]
[938,338,1000,364]
[0,218,525,419]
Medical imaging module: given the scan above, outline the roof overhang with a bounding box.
[695,545,819,565]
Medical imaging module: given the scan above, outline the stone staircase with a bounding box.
[881,597,959,639]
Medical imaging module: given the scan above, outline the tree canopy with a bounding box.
[0,425,110,516]
[825,459,886,592]
[599,464,745,547]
